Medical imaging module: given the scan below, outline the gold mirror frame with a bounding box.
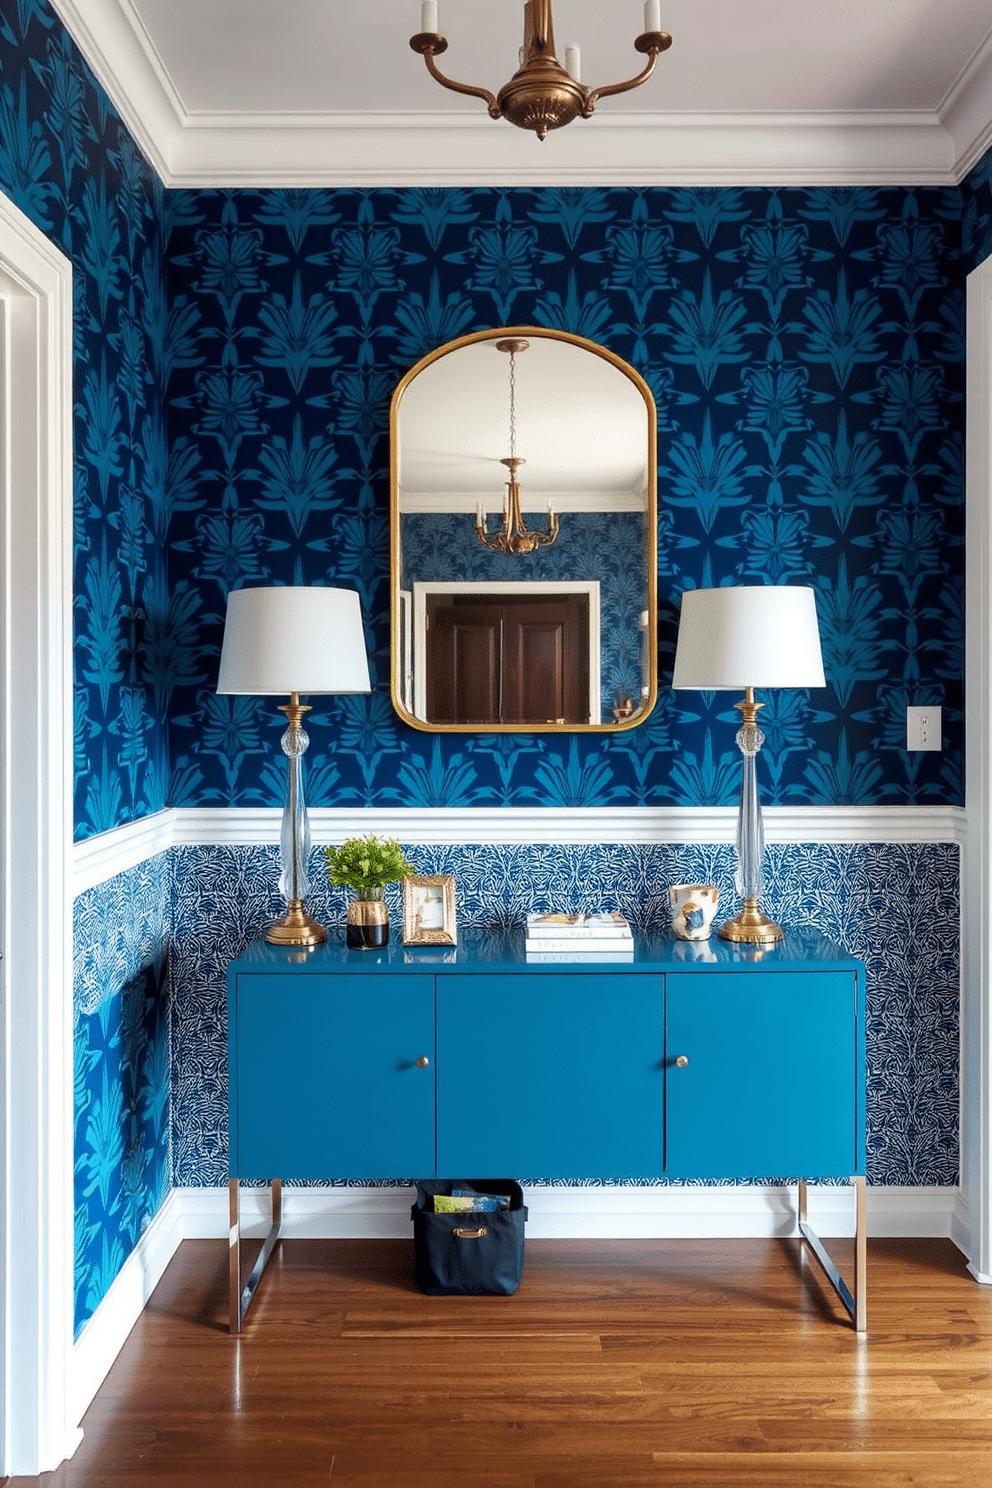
[389,326,658,734]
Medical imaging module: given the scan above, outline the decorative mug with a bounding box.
[668,883,719,942]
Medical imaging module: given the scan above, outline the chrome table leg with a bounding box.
[798,1176,867,1333]
[229,1177,282,1334]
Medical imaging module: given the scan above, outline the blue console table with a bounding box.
[227,927,866,1332]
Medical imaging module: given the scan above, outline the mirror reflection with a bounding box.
[390,327,657,732]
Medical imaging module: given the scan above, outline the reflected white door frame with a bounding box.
[963,251,992,1285]
[0,192,76,1474]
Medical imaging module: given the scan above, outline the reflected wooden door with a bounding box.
[426,594,589,725]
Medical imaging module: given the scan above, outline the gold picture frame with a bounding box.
[402,874,457,946]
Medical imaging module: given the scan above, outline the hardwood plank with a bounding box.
[7,1238,992,1488]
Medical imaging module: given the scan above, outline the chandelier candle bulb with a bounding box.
[644,0,661,32]
[421,1,438,34]
[565,45,581,82]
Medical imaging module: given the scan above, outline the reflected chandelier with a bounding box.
[476,338,559,557]
[411,0,673,142]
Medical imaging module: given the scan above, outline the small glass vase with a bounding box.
[346,895,389,950]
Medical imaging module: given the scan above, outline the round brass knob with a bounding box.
[675,1055,689,1068]
[416,1056,430,1069]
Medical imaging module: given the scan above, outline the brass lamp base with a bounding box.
[265,898,327,948]
[718,896,783,946]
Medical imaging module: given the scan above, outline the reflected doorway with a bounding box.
[411,580,601,726]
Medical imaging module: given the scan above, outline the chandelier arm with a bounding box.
[413,40,501,118]
[581,33,670,115]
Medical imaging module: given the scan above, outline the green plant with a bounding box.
[323,834,416,900]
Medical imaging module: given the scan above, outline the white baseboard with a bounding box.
[181,1180,960,1242]
[951,1188,992,1283]
[71,1189,187,1428]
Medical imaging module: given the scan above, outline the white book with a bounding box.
[525,949,635,964]
[526,912,632,939]
[525,936,634,953]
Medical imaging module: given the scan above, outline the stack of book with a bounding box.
[525,912,635,962]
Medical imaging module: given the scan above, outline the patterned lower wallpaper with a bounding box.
[170,840,960,1192]
[73,853,172,1335]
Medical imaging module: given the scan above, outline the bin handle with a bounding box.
[453,1225,488,1239]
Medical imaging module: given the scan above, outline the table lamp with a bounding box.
[217,586,372,947]
[672,585,826,945]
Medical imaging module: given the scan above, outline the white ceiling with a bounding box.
[50,0,992,186]
[397,333,650,511]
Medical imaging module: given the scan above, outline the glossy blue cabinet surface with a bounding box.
[665,971,859,1178]
[227,928,865,1183]
[230,972,435,1178]
[437,974,665,1177]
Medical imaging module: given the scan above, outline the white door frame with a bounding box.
[412,579,602,724]
[963,252,992,1284]
[0,193,77,1473]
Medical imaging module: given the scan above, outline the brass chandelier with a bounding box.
[476,339,559,557]
[411,1,673,142]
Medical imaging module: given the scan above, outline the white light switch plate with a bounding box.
[907,706,941,751]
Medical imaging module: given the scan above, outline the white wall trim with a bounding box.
[72,809,175,896]
[0,193,77,1476]
[962,254,992,1288]
[942,23,992,180]
[46,0,182,184]
[70,1190,186,1429]
[46,0,991,190]
[183,1181,959,1243]
[72,805,965,892]
[155,115,961,191]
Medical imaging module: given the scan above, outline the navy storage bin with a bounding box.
[411,1180,527,1296]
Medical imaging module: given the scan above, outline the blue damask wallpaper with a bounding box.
[0,4,975,825]
[0,1,169,840]
[73,855,172,1334]
[963,147,992,272]
[165,184,966,814]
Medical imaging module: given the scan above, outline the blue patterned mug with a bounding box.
[668,883,719,941]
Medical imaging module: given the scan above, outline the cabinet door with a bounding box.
[231,973,435,1179]
[436,974,664,1177]
[665,971,859,1178]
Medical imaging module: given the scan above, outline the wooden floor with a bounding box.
[7,1236,992,1487]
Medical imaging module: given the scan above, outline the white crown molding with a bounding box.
[72,805,965,893]
[136,112,961,190]
[47,0,990,188]
[941,23,992,180]
[401,492,644,516]
[47,0,183,184]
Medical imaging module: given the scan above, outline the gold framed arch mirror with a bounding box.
[390,327,658,732]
